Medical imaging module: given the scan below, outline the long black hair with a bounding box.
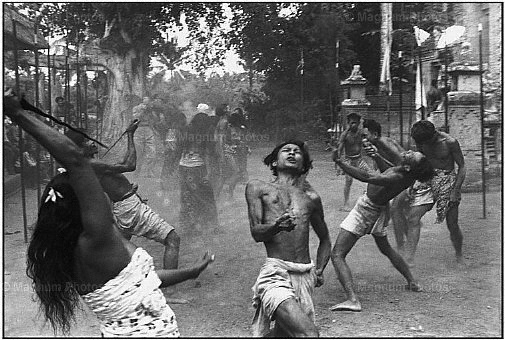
[26,173,83,334]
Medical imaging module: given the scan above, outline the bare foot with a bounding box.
[454,256,468,269]
[405,282,423,292]
[330,300,362,312]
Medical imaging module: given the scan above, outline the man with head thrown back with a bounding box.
[330,145,434,312]
[245,140,332,337]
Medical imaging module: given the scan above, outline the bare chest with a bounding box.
[422,144,454,168]
[262,186,312,219]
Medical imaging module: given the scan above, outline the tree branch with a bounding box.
[116,12,132,44]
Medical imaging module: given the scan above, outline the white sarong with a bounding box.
[251,258,316,337]
[82,248,179,337]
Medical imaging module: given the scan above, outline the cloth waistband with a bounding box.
[434,168,455,176]
[264,257,314,273]
[114,183,139,202]
[345,154,362,160]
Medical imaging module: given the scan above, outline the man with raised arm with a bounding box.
[362,119,434,267]
[245,140,332,337]
[330,147,433,312]
[65,121,181,273]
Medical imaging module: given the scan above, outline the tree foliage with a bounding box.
[225,3,357,128]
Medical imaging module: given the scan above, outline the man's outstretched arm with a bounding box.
[91,120,139,174]
[335,158,402,186]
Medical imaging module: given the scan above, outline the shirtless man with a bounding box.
[410,120,466,264]
[65,121,181,272]
[362,119,413,260]
[246,140,332,337]
[330,149,433,312]
[336,112,374,211]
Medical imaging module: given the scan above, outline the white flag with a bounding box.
[413,26,430,46]
[437,25,466,49]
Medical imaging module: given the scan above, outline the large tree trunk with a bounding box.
[81,42,148,145]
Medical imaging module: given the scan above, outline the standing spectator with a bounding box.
[223,111,246,198]
[206,106,222,195]
[177,106,219,231]
[133,96,157,177]
[232,107,250,184]
[214,103,231,198]
[427,80,443,114]
[160,103,187,191]
[335,112,375,211]
[54,96,76,126]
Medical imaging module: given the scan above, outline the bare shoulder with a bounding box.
[303,180,322,203]
[439,131,458,144]
[246,179,269,196]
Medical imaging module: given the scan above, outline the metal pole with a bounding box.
[386,94,391,137]
[300,48,304,125]
[418,48,426,120]
[444,45,449,132]
[335,39,340,134]
[83,66,89,130]
[47,50,55,177]
[11,18,29,243]
[478,23,487,219]
[34,23,42,208]
[399,51,404,147]
[76,40,82,128]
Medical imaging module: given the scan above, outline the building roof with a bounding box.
[3,6,49,50]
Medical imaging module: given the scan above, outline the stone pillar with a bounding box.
[446,91,483,191]
[340,65,370,127]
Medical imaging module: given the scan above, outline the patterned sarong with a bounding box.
[82,248,179,337]
[431,169,457,224]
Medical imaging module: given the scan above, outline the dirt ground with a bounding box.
[3,146,503,337]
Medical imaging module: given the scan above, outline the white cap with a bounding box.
[197,103,209,113]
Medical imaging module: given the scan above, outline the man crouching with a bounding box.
[245,140,332,337]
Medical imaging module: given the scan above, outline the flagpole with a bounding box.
[398,51,404,146]
[444,44,449,132]
[478,23,487,219]
[300,48,304,125]
[418,49,426,120]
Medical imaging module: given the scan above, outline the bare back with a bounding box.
[376,136,405,165]
[99,173,135,202]
[365,167,416,206]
